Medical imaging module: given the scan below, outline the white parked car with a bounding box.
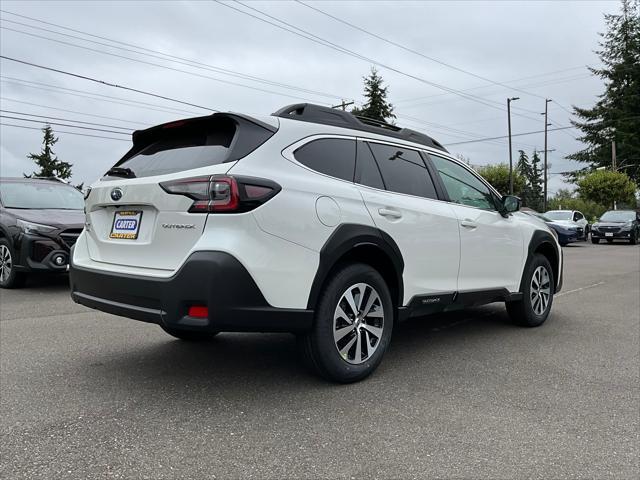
[70,103,563,382]
[544,210,590,240]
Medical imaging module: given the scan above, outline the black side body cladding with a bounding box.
[307,224,405,310]
[70,250,313,332]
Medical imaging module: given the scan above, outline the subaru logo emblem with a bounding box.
[110,188,123,202]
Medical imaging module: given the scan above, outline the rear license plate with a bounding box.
[110,210,142,239]
[605,232,614,237]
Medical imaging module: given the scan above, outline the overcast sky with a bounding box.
[0,0,620,194]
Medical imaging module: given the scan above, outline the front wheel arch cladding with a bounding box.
[306,224,404,310]
[521,230,561,294]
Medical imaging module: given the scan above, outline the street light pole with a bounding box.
[507,97,519,195]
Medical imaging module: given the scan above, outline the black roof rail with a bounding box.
[272,103,448,153]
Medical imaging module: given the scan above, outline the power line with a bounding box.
[0,55,217,111]
[1,76,201,116]
[0,110,134,131]
[296,0,555,103]
[443,126,576,146]
[0,114,131,135]
[0,24,332,104]
[214,0,542,120]
[394,67,588,104]
[0,10,344,101]
[0,122,130,142]
[0,97,149,126]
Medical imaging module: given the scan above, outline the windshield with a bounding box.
[600,211,636,222]
[0,182,84,209]
[545,211,572,221]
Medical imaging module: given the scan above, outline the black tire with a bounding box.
[591,238,600,244]
[506,253,554,328]
[298,263,394,383]
[0,238,26,289]
[160,325,219,341]
[630,231,638,245]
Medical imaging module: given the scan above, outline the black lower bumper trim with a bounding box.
[70,251,313,332]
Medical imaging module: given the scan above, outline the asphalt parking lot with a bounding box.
[1,241,638,479]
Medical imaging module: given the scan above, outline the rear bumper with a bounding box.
[69,250,313,332]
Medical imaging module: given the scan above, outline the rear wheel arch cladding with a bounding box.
[306,224,404,311]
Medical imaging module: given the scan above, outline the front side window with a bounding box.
[294,138,356,182]
[367,142,437,199]
[429,154,496,210]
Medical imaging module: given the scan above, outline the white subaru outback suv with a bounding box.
[70,103,562,383]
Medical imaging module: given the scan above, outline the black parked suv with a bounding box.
[0,177,85,288]
[591,210,640,245]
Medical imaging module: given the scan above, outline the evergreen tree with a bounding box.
[516,150,544,210]
[568,0,640,184]
[351,67,396,123]
[516,150,534,207]
[529,150,544,211]
[25,125,73,180]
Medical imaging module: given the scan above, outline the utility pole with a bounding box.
[507,97,519,195]
[332,100,354,111]
[612,140,617,171]
[542,99,552,211]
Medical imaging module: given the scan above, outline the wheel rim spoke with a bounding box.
[344,287,360,317]
[334,324,355,343]
[361,323,383,339]
[335,305,353,325]
[339,335,357,358]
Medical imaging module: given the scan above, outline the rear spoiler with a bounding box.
[117,112,278,165]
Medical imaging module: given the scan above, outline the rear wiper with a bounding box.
[105,167,136,178]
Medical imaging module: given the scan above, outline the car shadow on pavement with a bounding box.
[79,304,515,395]
[20,273,70,291]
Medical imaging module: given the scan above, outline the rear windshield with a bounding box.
[0,181,84,209]
[107,115,274,179]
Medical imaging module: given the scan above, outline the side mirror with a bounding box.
[501,195,521,214]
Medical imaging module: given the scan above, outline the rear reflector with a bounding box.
[188,306,209,318]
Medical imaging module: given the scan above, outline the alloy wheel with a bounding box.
[530,265,551,316]
[0,245,12,284]
[333,283,385,365]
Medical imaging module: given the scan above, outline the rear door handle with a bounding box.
[460,219,478,229]
[378,208,402,219]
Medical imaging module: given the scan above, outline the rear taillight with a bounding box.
[160,175,280,213]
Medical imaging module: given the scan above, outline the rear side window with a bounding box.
[294,138,356,182]
[367,142,437,199]
[108,116,274,179]
[355,142,385,189]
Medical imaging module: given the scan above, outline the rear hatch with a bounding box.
[84,113,277,271]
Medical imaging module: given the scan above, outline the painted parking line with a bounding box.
[556,281,605,298]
